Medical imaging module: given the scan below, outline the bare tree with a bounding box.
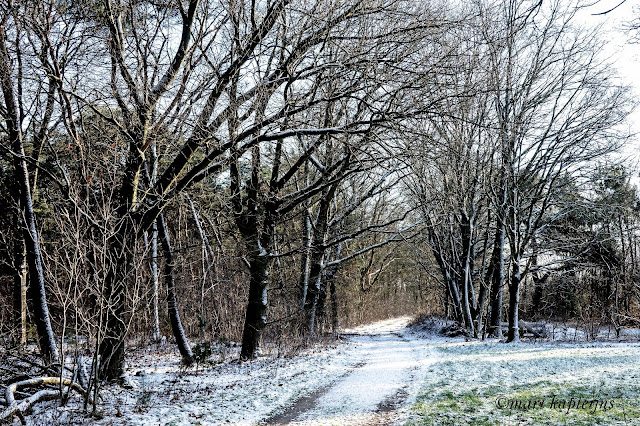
[402,18,495,337]
[478,0,632,341]
[0,1,58,364]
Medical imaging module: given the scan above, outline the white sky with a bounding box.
[577,0,640,170]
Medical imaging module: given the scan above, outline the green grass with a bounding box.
[407,341,640,425]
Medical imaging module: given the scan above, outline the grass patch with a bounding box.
[408,341,640,425]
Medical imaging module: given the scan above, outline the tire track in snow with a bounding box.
[264,360,368,425]
[264,318,435,425]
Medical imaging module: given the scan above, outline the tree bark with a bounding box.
[98,225,131,381]
[299,205,312,308]
[150,221,161,341]
[240,253,270,359]
[506,260,521,343]
[13,238,27,348]
[486,217,505,338]
[460,210,475,335]
[149,141,161,341]
[475,274,488,338]
[327,270,340,333]
[157,214,194,365]
[0,17,58,364]
[304,186,335,334]
[426,221,463,323]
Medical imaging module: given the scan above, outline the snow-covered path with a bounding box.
[266,317,438,425]
[22,317,640,425]
[24,317,438,425]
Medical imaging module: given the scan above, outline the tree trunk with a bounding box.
[0,21,58,364]
[324,243,342,333]
[98,136,148,380]
[187,194,216,338]
[444,278,450,319]
[149,140,161,341]
[328,272,339,333]
[316,274,330,333]
[298,206,312,308]
[506,261,521,343]
[13,239,27,348]
[150,222,161,341]
[460,210,475,335]
[426,222,463,323]
[304,255,324,335]
[240,253,270,359]
[475,276,488,338]
[303,186,335,334]
[530,241,546,320]
[486,218,505,338]
[157,214,194,365]
[98,226,131,381]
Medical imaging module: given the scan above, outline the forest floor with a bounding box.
[9,317,640,425]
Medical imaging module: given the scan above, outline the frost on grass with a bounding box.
[407,340,640,425]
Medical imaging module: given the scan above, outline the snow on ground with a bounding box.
[405,336,640,425]
[14,317,640,425]
[272,317,439,425]
[23,317,438,425]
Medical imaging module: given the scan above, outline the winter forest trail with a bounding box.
[20,317,439,425]
[264,317,438,425]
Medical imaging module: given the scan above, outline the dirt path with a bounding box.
[264,318,436,425]
[17,317,439,425]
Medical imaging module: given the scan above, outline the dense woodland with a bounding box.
[1,0,640,419]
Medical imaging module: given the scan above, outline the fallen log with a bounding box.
[500,321,549,338]
[0,377,87,423]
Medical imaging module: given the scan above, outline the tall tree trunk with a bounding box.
[304,185,336,334]
[187,194,216,338]
[305,274,321,336]
[475,210,492,337]
[327,271,339,333]
[13,238,27,348]
[329,279,339,332]
[305,253,325,335]
[461,271,474,333]
[237,197,275,360]
[99,135,148,381]
[240,252,270,359]
[150,222,161,341]
[426,221,463,323]
[0,20,58,364]
[460,210,475,335]
[475,276,488,338]
[298,160,312,309]
[236,200,275,359]
[323,243,342,333]
[98,225,132,381]
[506,259,521,343]
[157,214,194,365]
[486,218,505,338]
[447,277,463,323]
[316,274,330,333]
[299,205,312,308]
[530,239,545,320]
[149,142,161,341]
[98,126,150,381]
[444,278,450,319]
